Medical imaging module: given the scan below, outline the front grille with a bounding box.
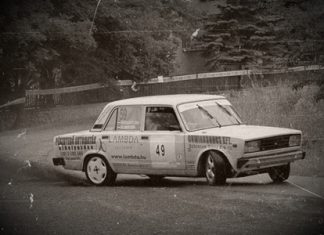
[260,135,291,151]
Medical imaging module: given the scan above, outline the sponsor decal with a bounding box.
[119,107,128,120]
[111,154,146,160]
[188,135,232,145]
[117,122,139,130]
[116,106,141,130]
[60,151,83,160]
[56,136,96,145]
[188,143,231,151]
[56,136,96,160]
[188,144,207,149]
[59,145,93,151]
[98,138,106,152]
[105,135,139,144]
[113,163,150,168]
[186,164,195,171]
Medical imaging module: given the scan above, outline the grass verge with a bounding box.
[225,82,324,177]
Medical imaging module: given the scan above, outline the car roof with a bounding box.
[109,94,226,106]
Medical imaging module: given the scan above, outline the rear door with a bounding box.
[101,105,147,172]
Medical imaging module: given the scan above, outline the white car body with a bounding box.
[53,94,305,185]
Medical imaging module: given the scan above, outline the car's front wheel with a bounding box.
[268,164,290,183]
[85,156,116,186]
[205,151,227,186]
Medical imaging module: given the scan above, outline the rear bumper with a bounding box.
[237,151,305,170]
[53,157,65,166]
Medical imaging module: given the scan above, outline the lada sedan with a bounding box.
[52,94,305,186]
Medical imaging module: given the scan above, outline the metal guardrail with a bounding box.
[25,83,104,96]
[0,97,25,109]
[142,65,324,84]
[1,65,323,109]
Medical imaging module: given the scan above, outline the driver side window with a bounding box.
[145,107,181,131]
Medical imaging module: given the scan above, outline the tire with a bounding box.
[205,151,227,186]
[268,164,290,183]
[85,155,116,186]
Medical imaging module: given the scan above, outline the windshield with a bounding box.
[178,99,242,131]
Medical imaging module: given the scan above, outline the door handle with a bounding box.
[141,136,149,140]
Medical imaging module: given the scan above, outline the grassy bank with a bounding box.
[20,102,105,130]
[226,82,324,177]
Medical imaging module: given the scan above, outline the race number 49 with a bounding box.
[149,136,176,168]
[156,144,165,156]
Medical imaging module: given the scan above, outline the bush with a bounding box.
[225,81,324,177]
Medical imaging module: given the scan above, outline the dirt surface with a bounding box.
[0,124,324,234]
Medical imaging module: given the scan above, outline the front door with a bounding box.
[143,106,185,171]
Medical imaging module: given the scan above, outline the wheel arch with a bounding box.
[82,153,114,172]
[196,149,234,177]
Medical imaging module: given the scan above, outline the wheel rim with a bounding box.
[87,157,107,184]
[206,154,215,181]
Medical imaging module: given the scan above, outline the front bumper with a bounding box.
[53,157,65,166]
[237,150,305,170]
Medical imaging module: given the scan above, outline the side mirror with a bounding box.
[169,125,181,131]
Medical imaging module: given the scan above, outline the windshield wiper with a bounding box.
[197,104,221,127]
[215,102,241,125]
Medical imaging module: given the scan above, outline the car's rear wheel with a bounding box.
[205,151,227,185]
[85,156,116,186]
[268,164,290,183]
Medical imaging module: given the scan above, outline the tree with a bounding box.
[0,0,97,103]
[198,0,324,71]
[0,0,195,105]
[90,0,191,80]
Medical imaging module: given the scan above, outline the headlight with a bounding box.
[244,140,261,153]
[289,135,301,147]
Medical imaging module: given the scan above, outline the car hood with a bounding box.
[190,125,301,140]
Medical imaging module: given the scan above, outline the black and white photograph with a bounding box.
[0,0,323,234]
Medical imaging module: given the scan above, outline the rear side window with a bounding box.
[116,106,141,131]
[145,107,181,131]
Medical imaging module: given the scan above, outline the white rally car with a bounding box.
[52,94,305,186]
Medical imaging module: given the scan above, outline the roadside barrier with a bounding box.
[2,64,324,109]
